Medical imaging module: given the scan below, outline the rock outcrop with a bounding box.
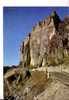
[4,11,69,100]
[20,11,69,67]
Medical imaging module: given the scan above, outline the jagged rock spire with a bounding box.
[20,11,69,67]
[51,11,61,30]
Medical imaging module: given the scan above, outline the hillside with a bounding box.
[4,11,69,100]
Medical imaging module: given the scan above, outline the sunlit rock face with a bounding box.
[20,11,69,67]
[20,34,31,67]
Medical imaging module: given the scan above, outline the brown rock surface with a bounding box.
[20,11,69,67]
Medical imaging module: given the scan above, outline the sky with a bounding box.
[3,7,69,66]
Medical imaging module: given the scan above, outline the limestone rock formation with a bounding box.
[4,11,69,100]
[20,11,69,67]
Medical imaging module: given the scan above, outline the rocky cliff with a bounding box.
[20,11,69,67]
[4,11,69,100]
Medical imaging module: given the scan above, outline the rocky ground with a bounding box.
[4,11,69,100]
[4,65,69,100]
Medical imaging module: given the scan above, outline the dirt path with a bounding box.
[50,72,69,86]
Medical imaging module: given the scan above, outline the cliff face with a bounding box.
[20,11,69,67]
[4,11,69,100]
